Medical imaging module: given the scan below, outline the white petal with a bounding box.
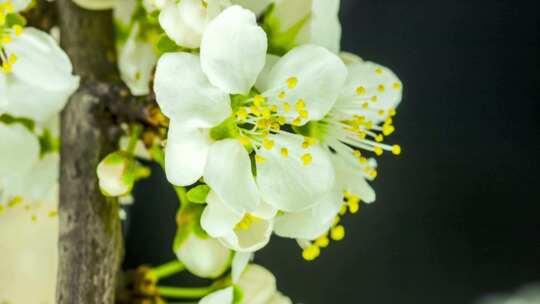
[0,123,40,179]
[0,202,58,304]
[5,0,32,12]
[4,28,79,121]
[237,265,277,304]
[118,23,158,96]
[337,61,403,123]
[251,201,277,220]
[204,139,260,213]
[271,0,311,32]
[339,51,363,65]
[256,133,335,212]
[260,45,347,122]
[175,233,231,279]
[231,251,252,283]
[0,73,7,110]
[165,123,212,186]
[219,217,273,252]
[331,153,376,203]
[3,154,59,203]
[201,191,244,238]
[159,3,202,48]
[200,5,267,94]
[179,0,229,34]
[297,0,341,53]
[231,0,272,16]
[199,287,234,304]
[268,292,293,304]
[254,54,280,92]
[273,190,341,240]
[154,52,231,128]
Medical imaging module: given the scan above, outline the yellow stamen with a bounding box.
[262,138,274,150]
[356,86,366,95]
[330,225,345,241]
[286,76,298,89]
[280,147,289,157]
[255,155,266,164]
[391,145,402,155]
[301,153,312,165]
[302,245,320,261]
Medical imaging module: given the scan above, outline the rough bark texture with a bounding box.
[56,0,123,303]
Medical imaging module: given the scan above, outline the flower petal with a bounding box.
[0,73,7,110]
[201,191,244,238]
[260,45,347,122]
[256,133,335,212]
[204,139,260,213]
[199,287,234,304]
[337,60,403,123]
[165,122,212,186]
[175,233,231,279]
[118,23,157,96]
[200,5,267,94]
[273,190,341,240]
[254,54,280,92]
[154,52,231,128]
[0,123,40,179]
[4,28,79,121]
[220,217,273,252]
[231,0,272,16]
[237,265,277,304]
[159,2,201,48]
[297,0,342,53]
[231,251,252,283]
[331,153,376,203]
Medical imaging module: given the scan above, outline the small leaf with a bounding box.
[5,13,27,28]
[187,185,211,204]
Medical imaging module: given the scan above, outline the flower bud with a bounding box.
[96,151,135,197]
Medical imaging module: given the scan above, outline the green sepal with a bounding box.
[5,13,27,28]
[292,120,327,141]
[38,128,60,156]
[186,184,210,204]
[173,204,208,251]
[0,114,35,131]
[232,285,244,304]
[209,116,239,141]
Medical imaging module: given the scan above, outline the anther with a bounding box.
[301,153,312,165]
[286,77,298,89]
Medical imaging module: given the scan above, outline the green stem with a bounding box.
[152,260,185,280]
[175,186,189,207]
[157,285,215,299]
[126,124,143,155]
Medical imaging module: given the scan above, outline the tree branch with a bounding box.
[55,1,123,303]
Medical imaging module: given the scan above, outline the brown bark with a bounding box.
[56,1,123,303]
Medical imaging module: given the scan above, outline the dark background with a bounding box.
[124,1,540,303]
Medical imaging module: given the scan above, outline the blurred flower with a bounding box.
[199,261,291,304]
[0,200,58,304]
[0,22,79,121]
[264,0,341,54]
[477,284,540,304]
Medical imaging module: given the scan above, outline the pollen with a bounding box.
[330,225,345,241]
[12,24,23,36]
[378,84,385,92]
[371,95,378,102]
[391,144,402,155]
[295,99,306,112]
[292,117,302,126]
[383,124,395,136]
[302,245,320,261]
[286,76,298,89]
[255,155,266,164]
[374,146,383,156]
[48,210,58,217]
[262,138,274,150]
[253,95,265,106]
[301,153,312,165]
[356,86,366,95]
[238,136,251,145]
[278,91,287,99]
[280,147,289,157]
[375,67,383,75]
[389,108,397,116]
[349,200,360,214]
[315,235,330,248]
[235,214,259,231]
[298,109,309,119]
[2,35,11,44]
[375,134,384,142]
[282,102,291,112]
[393,82,402,90]
[302,137,316,149]
[236,107,248,121]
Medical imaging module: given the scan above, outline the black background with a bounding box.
[124,1,540,303]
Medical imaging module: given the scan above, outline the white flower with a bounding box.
[0,0,31,13]
[154,5,347,216]
[265,0,341,53]
[199,262,292,304]
[0,201,58,304]
[118,23,158,96]
[0,122,60,208]
[0,23,79,122]
[230,0,272,16]
[159,0,231,49]
[174,232,232,278]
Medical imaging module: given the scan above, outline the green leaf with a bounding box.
[187,185,210,204]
